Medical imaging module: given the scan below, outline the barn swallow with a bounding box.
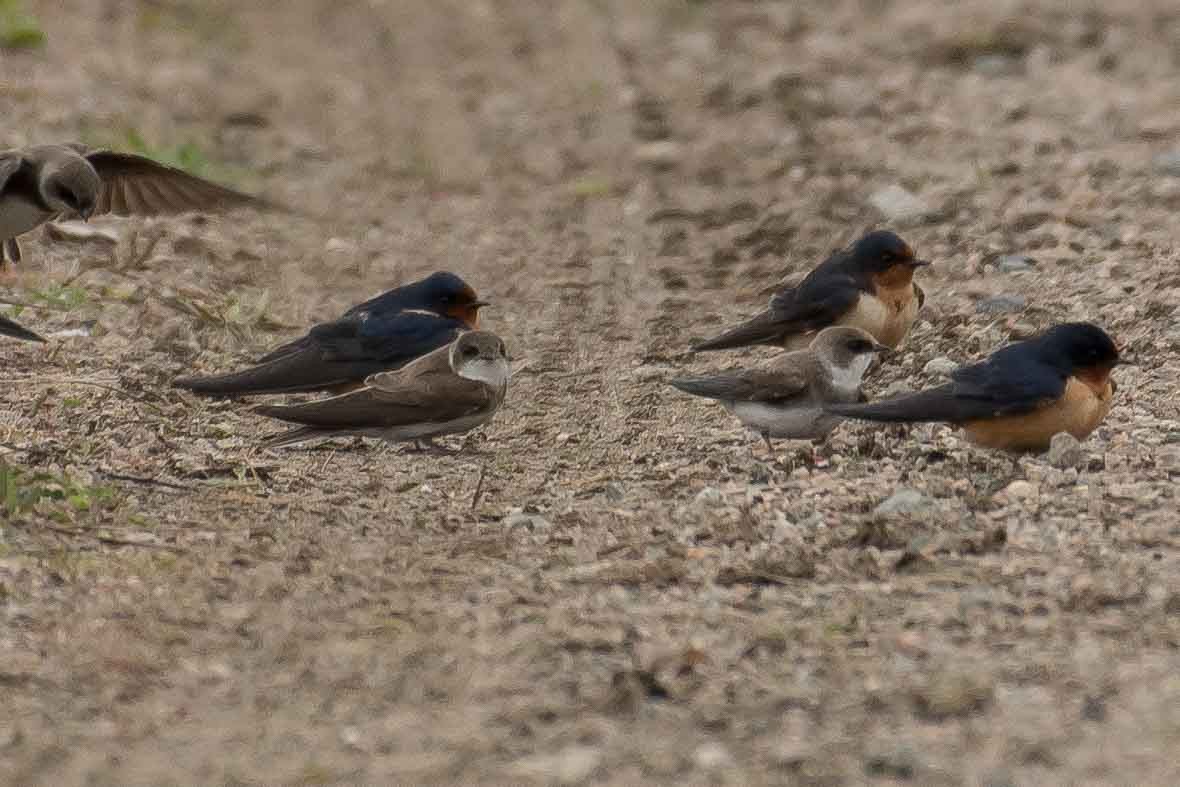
[826,322,1119,452]
[0,313,44,342]
[693,230,929,352]
[0,143,278,266]
[670,326,888,452]
[255,330,510,450]
[173,272,487,397]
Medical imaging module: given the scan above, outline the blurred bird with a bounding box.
[670,326,889,452]
[0,313,44,342]
[0,143,279,266]
[826,322,1119,452]
[693,230,929,353]
[174,271,487,397]
[255,330,510,450]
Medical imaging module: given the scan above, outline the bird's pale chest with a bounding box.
[843,284,919,349]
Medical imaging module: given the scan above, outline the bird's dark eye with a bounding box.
[498,342,506,356]
[462,345,480,358]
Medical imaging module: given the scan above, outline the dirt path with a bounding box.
[2,1,1180,784]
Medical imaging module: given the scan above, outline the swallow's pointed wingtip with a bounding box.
[0,316,45,343]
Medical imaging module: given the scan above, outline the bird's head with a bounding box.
[811,326,890,381]
[414,271,488,327]
[450,330,510,387]
[41,157,99,220]
[851,230,930,282]
[1037,322,1120,389]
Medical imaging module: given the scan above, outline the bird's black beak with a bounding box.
[908,258,931,267]
[873,341,892,354]
[471,300,490,309]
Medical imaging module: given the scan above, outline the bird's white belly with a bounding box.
[0,195,52,240]
[728,401,839,440]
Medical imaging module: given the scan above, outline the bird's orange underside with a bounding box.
[962,372,1115,451]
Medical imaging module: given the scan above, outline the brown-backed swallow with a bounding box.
[827,322,1119,452]
[0,313,44,342]
[670,326,888,452]
[0,143,279,266]
[254,330,509,450]
[173,272,488,397]
[693,230,929,352]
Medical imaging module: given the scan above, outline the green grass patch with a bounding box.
[24,283,89,311]
[1,462,118,521]
[0,0,46,51]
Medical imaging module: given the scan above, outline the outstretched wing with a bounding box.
[82,149,281,216]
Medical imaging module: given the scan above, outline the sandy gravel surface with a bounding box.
[2,1,1180,784]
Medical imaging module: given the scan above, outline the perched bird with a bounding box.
[174,272,487,397]
[0,143,277,266]
[255,330,510,450]
[694,230,929,352]
[670,326,889,452]
[0,313,44,342]
[826,322,1119,452]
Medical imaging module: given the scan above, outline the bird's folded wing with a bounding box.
[81,149,279,216]
[671,365,810,403]
[694,275,860,350]
[307,312,464,364]
[256,368,489,429]
[253,388,428,429]
[369,366,492,414]
[829,357,1066,422]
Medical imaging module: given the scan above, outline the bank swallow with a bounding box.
[174,272,487,397]
[671,326,888,452]
[694,230,929,352]
[0,143,277,266]
[827,322,1119,452]
[255,330,510,450]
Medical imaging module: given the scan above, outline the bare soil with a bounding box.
[3,1,1180,784]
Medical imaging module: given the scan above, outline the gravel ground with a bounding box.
[2,1,1180,784]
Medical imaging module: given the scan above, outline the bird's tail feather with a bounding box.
[825,387,963,423]
[260,427,355,449]
[669,376,740,401]
[0,314,44,342]
[693,314,785,351]
[173,349,355,397]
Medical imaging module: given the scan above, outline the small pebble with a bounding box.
[922,357,957,378]
[693,742,734,771]
[869,184,932,223]
[694,486,724,507]
[1001,480,1037,501]
[1046,432,1083,469]
[634,141,684,170]
[1152,150,1180,176]
[976,294,1027,315]
[997,254,1036,273]
[874,488,932,516]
